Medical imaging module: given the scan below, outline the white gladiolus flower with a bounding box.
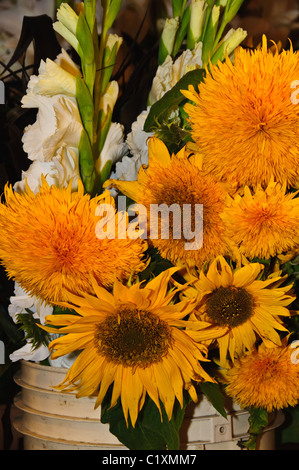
[17,49,82,193]
[148,41,203,105]
[126,109,153,161]
[22,94,82,163]
[113,44,203,184]
[110,110,152,183]
[14,148,80,194]
[8,282,53,326]
[30,57,78,97]
[26,49,80,97]
[96,122,128,173]
[9,342,50,363]
[8,282,54,363]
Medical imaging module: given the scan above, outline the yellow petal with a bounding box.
[147,137,171,167]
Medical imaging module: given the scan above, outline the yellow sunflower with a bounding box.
[185,256,295,366]
[105,137,234,269]
[221,180,299,260]
[182,35,299,189]
[222,342,299,412]
[0,178,147,303]
[43,268,214,427]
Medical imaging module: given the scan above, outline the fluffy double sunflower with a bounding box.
[183,35,299,189]
[222,342,299,412]
[106,137,234,269]
[0,179,147,303]
[221,180,299,260]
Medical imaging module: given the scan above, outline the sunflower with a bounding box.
[185,256,295,366]
[222,342,299,412]
[221,180,299,260]
[105,137,233,269]
[182,35,299,189]
[42,268,214,427]
[0,179,147,303]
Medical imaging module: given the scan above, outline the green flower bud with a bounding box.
[187,0,207,49]
[53,2,80,52]
[211,27,247,63]
[56,2,79,34]
[158,17,180,65]
[53,22,79,52]
[101,34,123,94]
[100,80,119,115]
[213,0,245,46]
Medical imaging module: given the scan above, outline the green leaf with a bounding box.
[277,406,299,445]
[78,128,97,194]
[101,391,191,450]
[241,407,269,450]
[173,5,191,57]
[84,0,97,33]
[101,40,120,95]
[199,382,227,418]
[76,12,96,93]
[144,68,206,132]
[99,160,112,186]
[172,0,187,18]
[76,75,94,142]
[105,0,122,31]
[16,309,49,350]
[76,12,94,62]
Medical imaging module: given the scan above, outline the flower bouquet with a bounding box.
[1,0,299,451]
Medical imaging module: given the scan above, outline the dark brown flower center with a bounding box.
[94,308,173,368]
[206,286,254,327]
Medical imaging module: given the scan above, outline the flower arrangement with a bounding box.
[1,0,299,451]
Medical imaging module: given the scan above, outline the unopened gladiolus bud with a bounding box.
[96,81,119,156]
[56,3,79,35]
[100,34,123,95]
[211,27,247,64]
[106,33,123,52]
[187,0,207,49]
[53,22,79,52]
[158,17,180,65]
[100,81,119,114]
[53,3,80,52]
[211,5,220,28]
[213,0,245,46]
